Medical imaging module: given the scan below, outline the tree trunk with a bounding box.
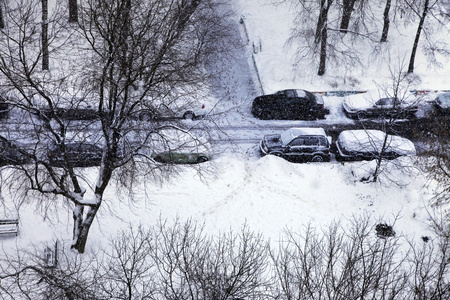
[318,26,327,76]
[68,0,78,23]
[0,4,4,29]
[380,0,391,42]
[71,205,100,253]
[372,131,390,182]
[315,0,327,44]
[71,156,114,253]
[316,0,332,75]
[72,204,84,244]
[340,0,357,33]
[42,0,49,70]
[408,0,429,73]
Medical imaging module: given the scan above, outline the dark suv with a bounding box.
[252,89,327,120]
[48,142,103,167]
[259,127,331,162]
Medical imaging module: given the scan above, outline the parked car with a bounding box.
[152,151,210,164]
[335,130,416,161]
[433,92,450,115]
[342,91,418,119]
[40,106,99,121]
[32,94,99,121]
[259,127,331,162]
[145,129,211,164]
[48,142,103,167]
[0,140,30,165]
[135,93,215,121]
[252,89,328,120]
[137,102,210,121]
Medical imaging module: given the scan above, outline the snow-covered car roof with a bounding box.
[436,92,450,109]
[337,130,416,156]
[343,90,417,110]
[280,127,327,145]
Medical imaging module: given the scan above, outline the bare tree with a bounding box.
[339,0,358,33]
[0,0,231,253]
[149,219,271,299]
[286,0,366,78]
[0,1,4,29]
[42,0,49,70]
[361,63,421,183]
[406,0,439,73]
[380,0,392,42]
[2,217,450,298]
[316,0,333,75]
[0,242,99,299]
[270,216,410,299]
[97,225,157,299]
[416,98,449,210]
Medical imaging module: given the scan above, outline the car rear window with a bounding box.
[318,136,328,146]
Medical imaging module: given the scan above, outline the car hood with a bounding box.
[343,91,380,110]
[263,134,283,149]
[436,93,450,109]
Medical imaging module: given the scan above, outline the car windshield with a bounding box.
[295,89,307,98]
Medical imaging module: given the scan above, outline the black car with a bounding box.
[48,142,103,167]
[0,140,30,165]
[40,107,99,121]
[252,89,327,120]
[259,127,331,162]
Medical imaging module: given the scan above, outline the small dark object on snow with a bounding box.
[422,236,430,243]
[375,223,396,238]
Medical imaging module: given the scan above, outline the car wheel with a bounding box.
[196,156,209,163]
[153,155,165,163]
[357,111,368,120]
[311,155,324,162]
[183,111,195,120]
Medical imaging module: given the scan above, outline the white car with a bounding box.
[335,130,416,161]
[434,92,450,115]
[342,90,418,119]
[136,91,216,121]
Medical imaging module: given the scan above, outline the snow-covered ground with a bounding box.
[1,0,449,255]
